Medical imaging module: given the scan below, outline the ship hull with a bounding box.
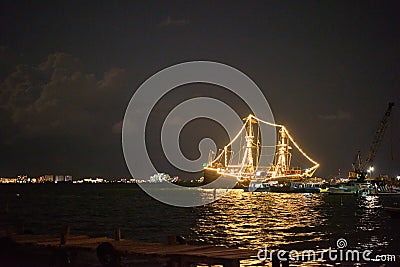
[269,186,319,193]
[203,168,222,185]
[203,168,250,189]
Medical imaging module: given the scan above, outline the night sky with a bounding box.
[0,1,399,178]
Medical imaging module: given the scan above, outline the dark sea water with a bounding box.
[1,184,399,266]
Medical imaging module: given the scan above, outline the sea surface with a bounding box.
[1,184,399,266]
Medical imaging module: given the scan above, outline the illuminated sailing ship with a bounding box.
[203,114,319,187]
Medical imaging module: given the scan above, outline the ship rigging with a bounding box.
[203,114,319,185]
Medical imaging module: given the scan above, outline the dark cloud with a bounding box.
[0,52,129,141]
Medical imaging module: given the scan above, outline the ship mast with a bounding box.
[239,115,258,175]
[273,127,292,176]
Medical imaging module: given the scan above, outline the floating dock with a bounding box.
[0,228,256,267]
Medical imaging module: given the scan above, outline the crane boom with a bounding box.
[350,102,395,181]
[364,102,395,167]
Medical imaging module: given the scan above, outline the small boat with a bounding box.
[268,180,321,193]
[368,185,400,195]
[247,181,270,192]
[269,185,320,193]
[328,181,373,195]
[247,180,325,193]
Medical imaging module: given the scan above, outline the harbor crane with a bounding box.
[351,102,395,181]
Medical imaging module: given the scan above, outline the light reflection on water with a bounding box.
[1,185,399,266]
[190,190,400,266]
[191,191,329,250]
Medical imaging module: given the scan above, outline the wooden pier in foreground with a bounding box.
[0,228,256,267]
